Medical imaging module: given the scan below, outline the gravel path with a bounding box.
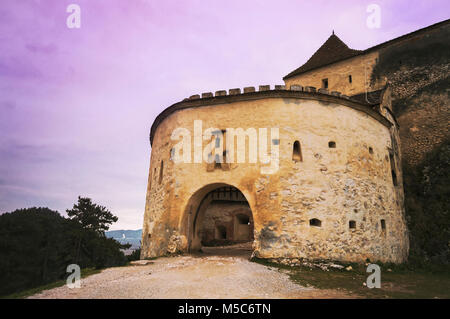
[28,244,349,299]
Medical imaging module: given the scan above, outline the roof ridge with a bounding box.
[283,18,450,80]
[283,33,362,79]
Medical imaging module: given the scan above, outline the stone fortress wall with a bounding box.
[284,51,384,97]
[141,85,408,263]
[284,20,450,169]
[137,17,450,264]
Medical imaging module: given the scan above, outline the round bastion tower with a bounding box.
[140,84,409,264]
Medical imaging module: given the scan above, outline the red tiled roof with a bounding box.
[283,33,362,79]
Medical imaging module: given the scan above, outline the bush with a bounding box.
[0,200,129,296]
[127,249,141,262]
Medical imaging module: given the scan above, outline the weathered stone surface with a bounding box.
[215,90,227,97]
[285,51,383,97]
[283,21,450,172]
[389,63,450,167]
[141,94,408,264]
[167,233,188,254]
[304,86,317,92]
[290,85,303,91]
[243,87,256,93]
[201,92,213,98]
[229,88,241,95]
[140,22,450,265]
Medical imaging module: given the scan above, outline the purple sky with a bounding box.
[0,0,448,230]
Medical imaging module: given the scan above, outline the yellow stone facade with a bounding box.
[284,51,385,96]
[141,90,409,263]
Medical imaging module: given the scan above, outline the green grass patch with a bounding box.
[252,258,450,299]
[144,256,160,260]
[1,268,102,299]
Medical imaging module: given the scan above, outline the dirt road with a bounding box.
[29,244,349,299]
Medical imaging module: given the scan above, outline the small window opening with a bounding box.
[391,170,397,186]
[237,214,250,225]
[158,160,164,184]
[292,140,302,162]
[322,78,328,89]
[328,141,336,148]
[348,75,352,83]
[215,225,227,239]
[309,218,322,227]
[369,147,374,154]
[349,220,356,229]
[380,219,386,231]
[389,153,398,186]
[391,170,398,186]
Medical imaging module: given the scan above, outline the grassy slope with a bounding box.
[253,259,450,299]
[2,268,102,299]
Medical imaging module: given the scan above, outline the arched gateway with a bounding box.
[181,183,254,252]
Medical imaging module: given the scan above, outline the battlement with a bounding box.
[186,84,352,101]
[150,84,392,146]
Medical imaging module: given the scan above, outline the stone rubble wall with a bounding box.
[141,87,408,263]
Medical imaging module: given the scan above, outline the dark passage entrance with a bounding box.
[185,184,254,255]
[199,186,253,247]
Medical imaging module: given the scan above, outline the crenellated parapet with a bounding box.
[185,84,362,105]
[150,85,392,146]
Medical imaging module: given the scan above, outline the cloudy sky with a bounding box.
[0,0,448,229]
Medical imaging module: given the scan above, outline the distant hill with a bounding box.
[106,229,142,250]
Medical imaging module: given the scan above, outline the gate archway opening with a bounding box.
[183,183,254,257]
